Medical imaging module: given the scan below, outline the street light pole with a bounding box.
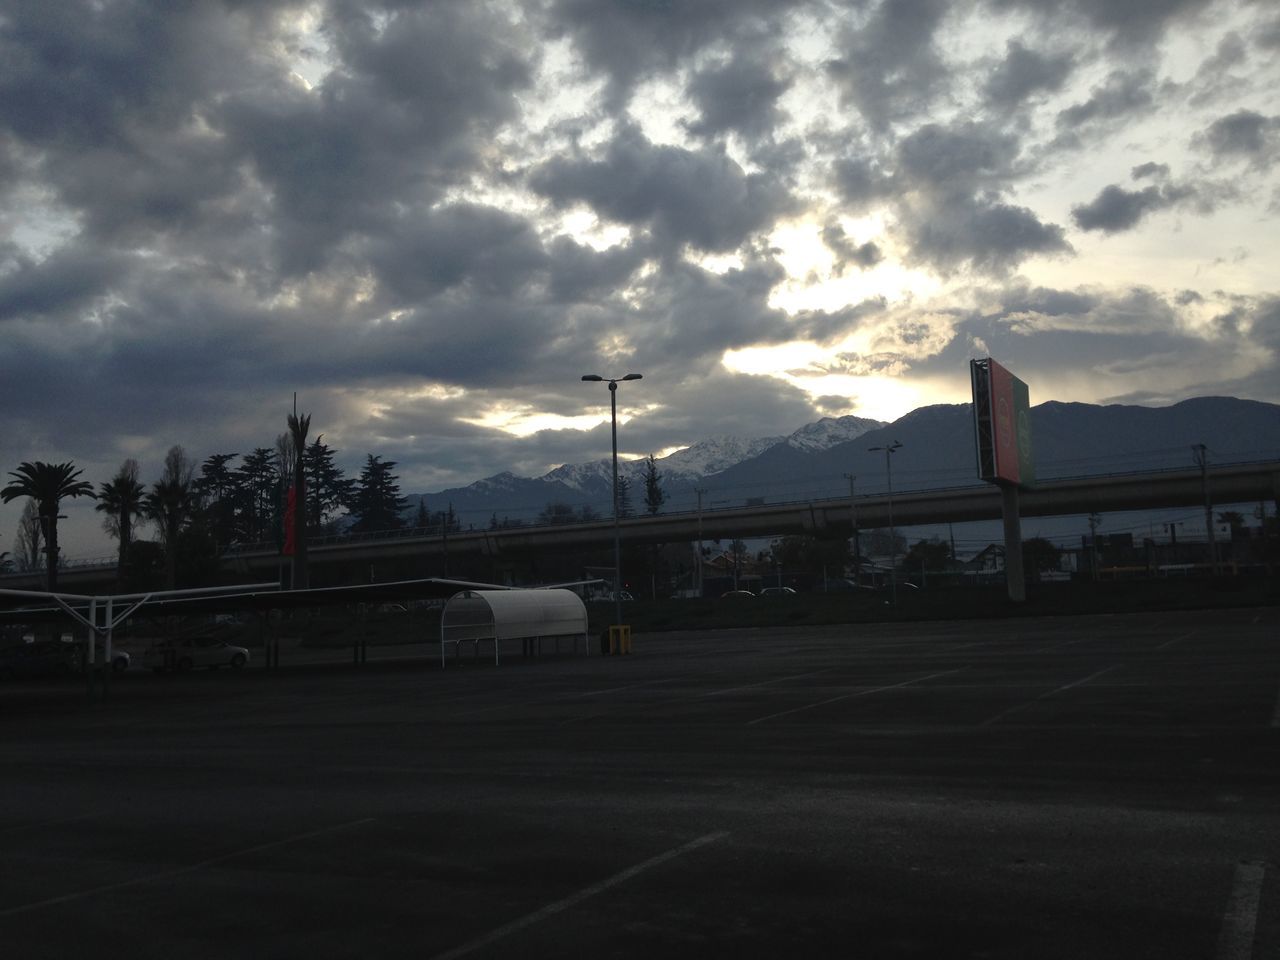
[868,441,902,604]
[582,373,643,633]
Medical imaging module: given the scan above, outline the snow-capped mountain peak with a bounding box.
[655,435,783,478]
[785,415,887,452]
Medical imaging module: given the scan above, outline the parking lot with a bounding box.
[1,607,1277,959]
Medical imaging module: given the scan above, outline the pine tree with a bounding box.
[304,438,354,533]
[642,454,665,515]
[616,475,634,518]
[349,455,408,533]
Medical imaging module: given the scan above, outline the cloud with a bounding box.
[0,243,128,322]
[825,0,950,130]
[684,50,792,143]
[993,0,1216,45]
[1070,182,1196,232]
[821,222,883,275]
[530,125,794,252]
[1194,109,1280,169]
[1053,68,1158,149]
[545,0,807,109]
[982,40,1075,109]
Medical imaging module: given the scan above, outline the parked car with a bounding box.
[759,586,797,597]
[720,589,756,598]
[93,644,131,673]
[0,638,78,680]
[143,637,250,673]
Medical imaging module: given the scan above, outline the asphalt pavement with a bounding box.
[1,607,1277,959]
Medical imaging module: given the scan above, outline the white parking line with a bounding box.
[1156,632,1194,650]
[1216,860,1266,960]
[746,669,963,726]
[0,818,376,918]
[429,831,729,960]
[979,664,1123,726]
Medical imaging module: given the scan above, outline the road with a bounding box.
[1,607,1277,958]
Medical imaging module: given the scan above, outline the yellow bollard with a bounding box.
[608,624,632,655]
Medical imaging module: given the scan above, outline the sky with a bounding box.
[2,0,1278,560]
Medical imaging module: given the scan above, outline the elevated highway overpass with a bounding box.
[6,461,1278,592]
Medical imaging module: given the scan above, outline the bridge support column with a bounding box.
[1002,484,1026,603]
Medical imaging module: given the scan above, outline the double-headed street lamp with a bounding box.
[868,440,902,605]
[582,372,643,632]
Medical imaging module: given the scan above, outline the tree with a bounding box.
[642,454,666,515]
[234,447,280,543]
[96,459,146,584]
[348,455,407,533]
[1,461,95,591]
[539,502,579,525]
[304,438,354,533]
[194,453,239,549]
[1022,537,1062,580]
[13,500,42,573]
[144,446,195,589]
[616,474,634,518]
[904,537,951,573]
[413,498,430,530]
[287,411,311,589]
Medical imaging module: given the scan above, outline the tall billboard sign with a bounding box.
[971,358,1035,489]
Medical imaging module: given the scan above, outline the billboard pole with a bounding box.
[1001,485,1025,602]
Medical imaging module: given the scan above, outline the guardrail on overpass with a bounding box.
[6,461,1277,591]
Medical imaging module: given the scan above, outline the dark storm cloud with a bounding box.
[544,236,650,303]
[982,40,1075,109]
[363,203,549,303]
[530,125,794,252]
[684,52,792,142]
[0,0,289,251]
[825,0,950,130]
[0,243,127,322]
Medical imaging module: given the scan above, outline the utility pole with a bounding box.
[843,472,859,586]
[1088,512,1101,580]
[694,486,706,597]
[1192,444,1218,575]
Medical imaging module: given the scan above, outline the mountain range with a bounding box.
[415,397,1280,529]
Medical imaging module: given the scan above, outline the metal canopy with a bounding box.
[440,589,589,667]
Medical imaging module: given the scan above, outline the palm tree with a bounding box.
[96,459,146,584]
[287,411,311,590]
[1,461,95,591]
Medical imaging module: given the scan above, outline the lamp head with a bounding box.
[581,374,604,382]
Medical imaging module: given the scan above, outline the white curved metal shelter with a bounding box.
[440,589,590,666]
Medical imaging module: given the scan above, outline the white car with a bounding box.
[143,637,250,673]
